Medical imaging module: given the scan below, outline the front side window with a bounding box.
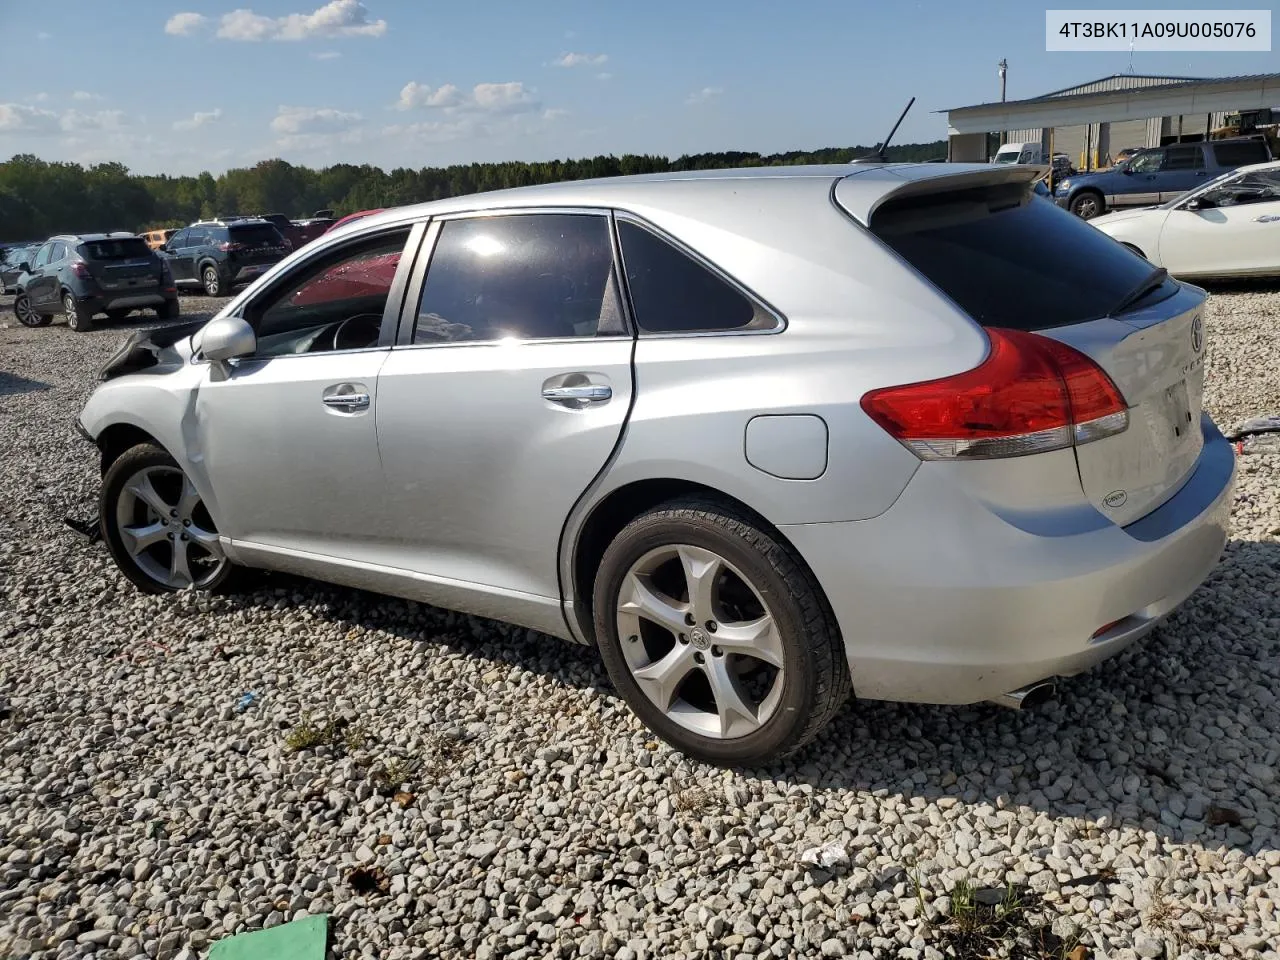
[617,220,776,334]
[166,230,188,251]
[1203,168,1280,207]
[245,229,410,358]
[1129,150,1163,174]
[413,213,623,344]
[1163,146,1204,171]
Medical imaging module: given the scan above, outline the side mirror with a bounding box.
[1184,197,1208,211]
[18,262,31,273]
[1120,167,1134,175]
[201,316,256,378]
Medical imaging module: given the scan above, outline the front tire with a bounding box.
[1070,191,1104,220]
[100,443,245,594]
[593,497,850,765]
[14,294,51,328]
[202,265,224,297]
[63,292,94,332]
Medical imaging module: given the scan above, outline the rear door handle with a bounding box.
[542,384,612,404]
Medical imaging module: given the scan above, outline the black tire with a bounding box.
[1070,191,1104,220]
[157,299,181,320]
[14,294,51,328]
[201,265,224,297]
[63,291,94,332]
[593,496,850,765]
[107,308,132,322]
[100,443,249,595]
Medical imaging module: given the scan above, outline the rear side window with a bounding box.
[82,238,151,260]
[871,182,1167,330]
[1162,146,1204,170]
[230,223,285,245]
[1212,140,1271,167]
[414,213,624,344]
[617,220,776,334]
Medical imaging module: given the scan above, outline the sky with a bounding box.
[1,0,1276,176]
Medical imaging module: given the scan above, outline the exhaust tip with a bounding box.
[990,680,1057,711]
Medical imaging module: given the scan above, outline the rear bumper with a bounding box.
[781,414,1235,704]
[76,290,173,313]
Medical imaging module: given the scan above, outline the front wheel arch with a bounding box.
[96,423,165,475]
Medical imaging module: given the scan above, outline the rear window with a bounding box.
[1212,140,1270,167]
[870,182,1170,330]
[229,223,284,244]
[81,238,150,260]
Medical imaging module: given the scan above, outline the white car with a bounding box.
[1091,160,1280,279]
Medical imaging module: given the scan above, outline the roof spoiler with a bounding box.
[838,164,1046,224]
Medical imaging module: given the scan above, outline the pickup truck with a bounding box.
[1054,137,1272,219]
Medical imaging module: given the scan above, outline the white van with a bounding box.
[992,142,1046,165]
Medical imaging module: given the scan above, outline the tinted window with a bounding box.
[871,182,1169,329]
[1204,168,1280,207]
[49,242,68,262]
[1162,146,1204,171]
[1213,140,1271,167]
[617,220,774,334]
[167,230,188,249]
[414,214,623,344]
[32,244,54,268]
[82,238,151,260]
[229,223,284,245]
[247,230,409,358]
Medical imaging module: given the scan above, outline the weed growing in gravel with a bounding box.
[284,714,367,754]
[939,879,1082,959]
[673,786,713,814]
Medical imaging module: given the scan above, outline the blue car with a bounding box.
[1054,137,1271,219]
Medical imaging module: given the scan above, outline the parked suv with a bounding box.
[160,219,290,296]
[13,234,179,331]
[2,243,40,292]
[1054,137,1273,219]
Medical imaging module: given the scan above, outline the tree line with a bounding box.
[0,141,946,241]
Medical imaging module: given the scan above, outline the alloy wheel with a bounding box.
[204,268,219,295]
[14,296,39,327]
[615,544,785,739]
[114,465,226,589]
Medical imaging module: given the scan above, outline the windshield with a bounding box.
[993,151,1020,164]
[1159,168,1241,209]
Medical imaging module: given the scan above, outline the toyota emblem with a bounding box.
[1191,314,1203,354]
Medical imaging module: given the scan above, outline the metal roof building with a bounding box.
[941,73,1280,169]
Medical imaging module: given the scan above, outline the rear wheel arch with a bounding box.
[569,479,830,644]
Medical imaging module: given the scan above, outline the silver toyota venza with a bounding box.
[78,163,1235,764]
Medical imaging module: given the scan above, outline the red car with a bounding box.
[324,209,385,234]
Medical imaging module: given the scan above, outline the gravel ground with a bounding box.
[1,286,1279,960]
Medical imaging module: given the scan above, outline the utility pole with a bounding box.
[998,59,1008,146]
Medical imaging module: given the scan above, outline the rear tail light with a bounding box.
[860,327,1129,460]
[218,241,245,252]
[70,260,92,280]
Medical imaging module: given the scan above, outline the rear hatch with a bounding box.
[227,223,289,265]
[80,238,160,290]
[841,167,1208,526]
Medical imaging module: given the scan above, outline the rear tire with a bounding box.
[100,443,249,595]
[157,299,181,320]
[593,496,850,765]
[14,294,51,328]
[202,265,224,297]
[63,292,93,332]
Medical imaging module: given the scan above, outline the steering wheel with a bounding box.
[331,313,384,351]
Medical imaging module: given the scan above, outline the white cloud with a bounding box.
[72,91,103,102]
[217,0,387,41]
[554,52,607,68]
[472,82,536,113]
[542,108,569,121]
[395,81,539,116]
[311,50,341,60]
[271,105,362,136]
[0,103,61,135]
[164,12,207,36]
[396,82,463,111]
[174,108,223,131]
[61,109,128,132]
[686,86,723,105]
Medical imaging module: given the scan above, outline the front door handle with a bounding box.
[542,384,612,404]
[323,392,370,408]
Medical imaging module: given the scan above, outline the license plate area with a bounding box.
[1161,380,1194,443]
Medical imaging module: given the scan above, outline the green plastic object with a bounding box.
[208,915,329,960]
